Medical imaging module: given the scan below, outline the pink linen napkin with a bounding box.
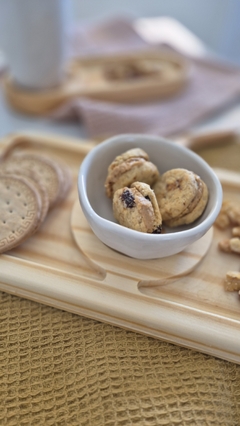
[54,16,240,139]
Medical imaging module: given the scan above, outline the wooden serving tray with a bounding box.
[3,50,188,115]
[0,132,240,364]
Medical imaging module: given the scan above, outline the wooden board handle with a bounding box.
[177,129,237,150]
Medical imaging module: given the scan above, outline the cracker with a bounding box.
[53,161,72,205]
[4,153,64,208]
[23,176,49,233]
[0,164,49,228]
[0,160,37,180]
[0,174,42,253]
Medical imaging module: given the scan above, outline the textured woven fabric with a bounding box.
[1,291,240,426]
[53,16,240,139]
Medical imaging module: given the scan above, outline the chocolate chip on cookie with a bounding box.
[120,189,136,208]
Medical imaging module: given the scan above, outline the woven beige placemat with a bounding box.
[1,290,240,426]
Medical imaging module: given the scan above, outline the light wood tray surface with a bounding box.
[0,132,240,364]
[3,50,188,115]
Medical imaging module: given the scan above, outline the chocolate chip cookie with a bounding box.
[153,168,203,221]
[113,181,162,234]
[105,148,159,198]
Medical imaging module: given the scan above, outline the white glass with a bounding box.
[0,0,69,89]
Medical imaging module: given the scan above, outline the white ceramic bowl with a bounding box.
[78,134,222,259]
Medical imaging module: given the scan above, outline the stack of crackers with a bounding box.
[0,151,72,254]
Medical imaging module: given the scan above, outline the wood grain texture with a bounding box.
[0,132,240,364]
[3,50,188,115]
[71,199,213,285]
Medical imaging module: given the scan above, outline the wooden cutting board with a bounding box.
[3,50,188,115]
[0,132,240,364]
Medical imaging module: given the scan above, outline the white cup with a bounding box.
[0,0,69,90]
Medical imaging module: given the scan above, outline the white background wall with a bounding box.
[70,0,240,64]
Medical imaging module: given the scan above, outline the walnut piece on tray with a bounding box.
[215,199,240,294]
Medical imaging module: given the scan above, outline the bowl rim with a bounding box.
[78,133,223,242]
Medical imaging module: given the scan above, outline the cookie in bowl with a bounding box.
[105,148,159,198]
[153,168,209,227]
[113,182,162,234]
